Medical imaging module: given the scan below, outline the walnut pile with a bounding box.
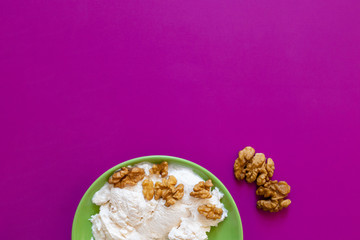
[149,161,168,177]
[142,178,155,201]
[256,180,291,212]
[234,146,291,212]
[190,180,213,199]
[234,146,275,186]
[154,175,184,207]
[198,204,223,220]
[108,167,145,188]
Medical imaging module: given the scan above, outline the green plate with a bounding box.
[72,155,243,240]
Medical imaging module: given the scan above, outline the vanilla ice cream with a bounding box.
[90,162,228,240]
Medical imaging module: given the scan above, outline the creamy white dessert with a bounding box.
[90,162,228,240]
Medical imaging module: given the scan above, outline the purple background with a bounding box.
[1,0,359,239]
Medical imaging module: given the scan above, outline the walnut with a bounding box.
[108,167,145,188]
[198,204,223,220]
[234,147,275,186]
[108,167,129,184]
[154,175,184,207]
[246,153,275,186]
[190,180,213,199]
[234,146,255,180]
[257,199,291,212]
[256,180,291,199]
[142,178,155,201]
[149,161,168,177]
[256,180,291,212]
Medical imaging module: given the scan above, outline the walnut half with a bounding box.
[142,178,155,201]
[108,167,145,188]
[234,147,275,186]
[257,199,291,212]
[256,180,291,212]
[154,175,184,207]
[234,146,255,180]
[150,161,168,178]
[198,204,223,220]
[190,180,213,199]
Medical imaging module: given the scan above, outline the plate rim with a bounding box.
[72,155,243,239]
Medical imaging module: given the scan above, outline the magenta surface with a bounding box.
[1,1,359,239]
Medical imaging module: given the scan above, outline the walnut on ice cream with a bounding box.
[108,167,145,188]
[154,175,184,207]
[190,180,213,199]
[256,180,291,212]
[150,161,168,177]
[142,178,155,201]
[198,204,223,220]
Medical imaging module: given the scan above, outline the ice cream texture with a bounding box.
[90,162,228,240]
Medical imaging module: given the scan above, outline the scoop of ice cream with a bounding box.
[90,162,227,240]
[168,218,208,240]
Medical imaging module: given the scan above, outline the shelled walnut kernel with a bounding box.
[154,175,184,207]
[256,180,291,212]
[142,178,155,201]
[150,161,168,177]
[108,167,145,188]
[190,180,213,199]
[234,146,255,180]
[234,146,275,186]
[198,204,223,220]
